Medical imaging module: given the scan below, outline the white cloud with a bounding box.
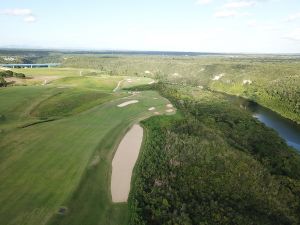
[224,1,256,9]
[196,0,213,5]
[284,12,300,22]
[0,8,36,23]
[283,28,300,41]
[1,8,32,16]
[24,15,36,23]
[214,10,251,18]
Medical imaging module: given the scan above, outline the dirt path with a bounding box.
[113,80,124,92]
[111,124,144,203]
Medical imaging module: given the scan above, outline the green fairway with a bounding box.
[11,67,94,77]
[0,69,171,225]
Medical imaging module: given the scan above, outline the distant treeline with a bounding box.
[60,55,300,123]
[1,50,300,124]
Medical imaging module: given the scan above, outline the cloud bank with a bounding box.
[0,8,37,23]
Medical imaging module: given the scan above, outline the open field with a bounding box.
[0,67,171,225]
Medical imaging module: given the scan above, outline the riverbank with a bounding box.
[219,92,300,151]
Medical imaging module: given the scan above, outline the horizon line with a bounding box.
[0,47,300,56]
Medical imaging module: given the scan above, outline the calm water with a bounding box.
[227,95,300,151]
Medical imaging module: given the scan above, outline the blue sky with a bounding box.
[1,0,300,53]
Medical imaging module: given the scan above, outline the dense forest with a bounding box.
[129,83,300,225]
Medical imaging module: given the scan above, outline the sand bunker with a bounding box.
[148,107,155,111]
[148,80,155,84]
[117,100,139,108]
[212,73,225,81]
[111,124,144,203]
[166,104,173,108]
[166,109,175,113]
[243,79,252,85]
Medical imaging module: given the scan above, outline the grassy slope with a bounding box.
[11,68,92,77]
[0,69,170,225]
[0,86,61,130]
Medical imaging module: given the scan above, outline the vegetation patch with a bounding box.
[129,84,300,225]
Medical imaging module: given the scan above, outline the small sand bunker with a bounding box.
[154,112,160,115]
[117,100,139,108]
[126,79,133,83]
[148,107,155,111]
[212,73,225,81]
[166,104,173,108]
[148,81,155,84]
[166,109,175,113]
[111,124,143,203]
[144,70,151,74]
[153,97,158,100]
[243,79,252,85]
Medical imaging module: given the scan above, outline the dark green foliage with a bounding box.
[0,70,25,79]
[13,72,26,78]
[129,84,300,225]
[0,70,13,77]
[0,77,7,87]
[0,114,5,121]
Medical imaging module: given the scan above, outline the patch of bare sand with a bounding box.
[111,124,144,203]
[6,75,62,85]
[148,107,155,111]
[117,100,139,108]
[166,109,175,113]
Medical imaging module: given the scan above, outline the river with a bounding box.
[227,95,300,151]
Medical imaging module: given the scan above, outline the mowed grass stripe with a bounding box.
[0,90,170,225]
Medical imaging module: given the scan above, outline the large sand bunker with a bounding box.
[117,100,139,108]
[111,124,144,203]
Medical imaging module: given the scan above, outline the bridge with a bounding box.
[0,63,61,69]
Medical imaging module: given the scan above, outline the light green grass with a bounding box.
[0,86,60,129]
[0,72,171,225]
[51,76,121,90]
[11,68,94,77]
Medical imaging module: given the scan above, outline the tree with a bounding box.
[0,77,7,87]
